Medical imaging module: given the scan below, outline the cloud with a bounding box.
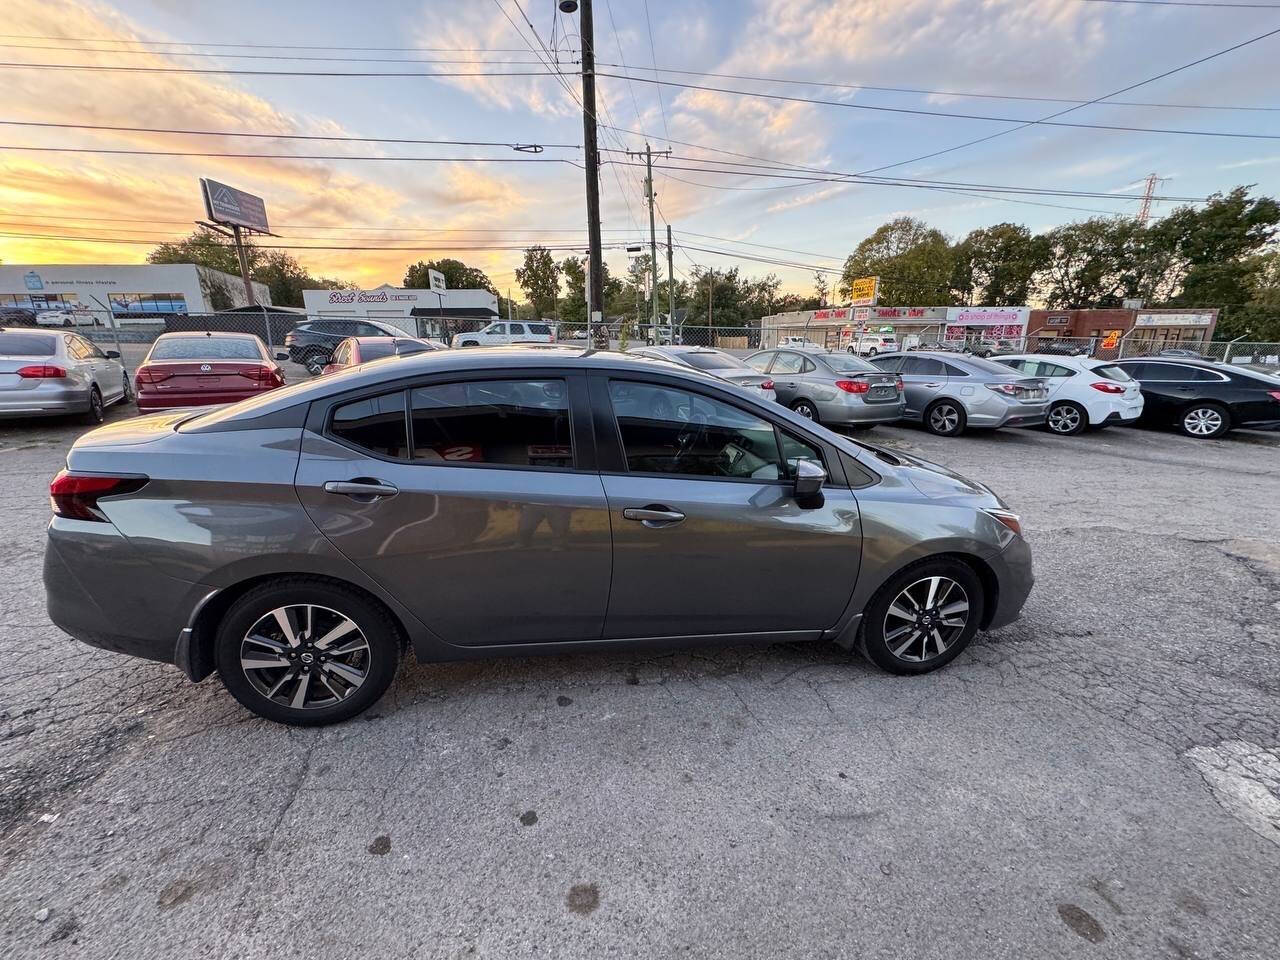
[1218,156,1280,171]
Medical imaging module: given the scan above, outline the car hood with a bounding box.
[841,436,1005,508]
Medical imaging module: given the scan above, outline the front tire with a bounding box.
[924,399,965,437]
[215,579,401,726]
[859,558,985,675]
[1046,400,1087,436]
[791,399,820,422]
[1179,402,1230,439]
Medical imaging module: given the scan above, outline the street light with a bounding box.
[558,1,578,12]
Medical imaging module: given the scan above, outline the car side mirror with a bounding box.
[275,351,290,361]
[104,350,120,359]
[793,458,826,499]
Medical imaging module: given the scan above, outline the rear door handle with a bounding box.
[324,479,399,500]
[922,382,942,388]
[623,506,686,526]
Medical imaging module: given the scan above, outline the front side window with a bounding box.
[1142,362,1199,382]
[745,352,774,373]
[771,352,804,375]
[608,380,783,481]
[484,324,506,337]
[777,428,824,479]
[411,379,572,468]
[331,392,408,458]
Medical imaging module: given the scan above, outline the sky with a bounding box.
[1,0,1278,298]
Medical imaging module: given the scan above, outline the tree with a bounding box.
[1035,218,1137,308]
[252,250,316,308]
[813,271,829,306]
[403,258,497,293]
[950,223,1046,306]
[148,231,243,277]
[840,217,955,306]
[515,245,561,318]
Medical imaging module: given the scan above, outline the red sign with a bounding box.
[812,308,852,321]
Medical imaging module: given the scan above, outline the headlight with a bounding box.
[983,508,1022,537]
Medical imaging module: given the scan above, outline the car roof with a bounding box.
[997,353,1095,365]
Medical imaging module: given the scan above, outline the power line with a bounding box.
[641,1,672,144]
[0,44,552,64]
[597,72,1280,139]
[0,61,557,77]
[1076,1,1280,8]
[594,61,1280,112]
[0,118,575,150]
[0,33,538,51]
[0,229,632,252]
[0,144,578,163]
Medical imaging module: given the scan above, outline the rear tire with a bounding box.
[1046,400,1087,436]
[858,558,985,675]
[924,399,966,437]
[215,578,401,726]
[1179,402,1230,439]
[82,386,104,425]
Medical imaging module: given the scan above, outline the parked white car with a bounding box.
[848,333,899,357]
[452,320,555,348]
[995,353,1144,435]
[36,309,93,327]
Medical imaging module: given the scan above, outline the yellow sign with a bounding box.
[1100,329,1122,349]
[849,276,879,307]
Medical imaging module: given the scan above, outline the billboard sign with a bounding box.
[200,178,270,233]
[848,276,879,307]
[1134,312,1213,327]
[428,269,447,293]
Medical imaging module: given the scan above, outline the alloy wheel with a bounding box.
[240,604,371,710]
[882,576,970,663]
[929,403,960,435]
[794,402,816,419]
[88,389,104,423]
[1047,403,1082,434]
[1183,407,1223,437]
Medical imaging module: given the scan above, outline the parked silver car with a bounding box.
[628,345,776,402]
[0,328,131,423]
[867,352,1049,437]
[745,348,905,428]
[45,347,1033,726]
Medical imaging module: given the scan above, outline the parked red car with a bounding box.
[321,336,442,375]
[135,332,285,410]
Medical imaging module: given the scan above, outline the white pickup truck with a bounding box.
[452,321,556,348]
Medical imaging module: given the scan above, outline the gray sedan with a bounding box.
[867,352,1049,437]
[45,346,1033,726]
[0,327,131,424]
[628,345,776,402]
[745,348,905,428]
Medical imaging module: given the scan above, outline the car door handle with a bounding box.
[922,382,942,388]
[622,506,686,526]
[324,479,399,500]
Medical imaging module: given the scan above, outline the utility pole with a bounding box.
[666,223,675,339]
[231,225,256,306]
[626,143,672,341]
[575,0,606,346]
[1136,172,1165,225]
[707,271,714,327]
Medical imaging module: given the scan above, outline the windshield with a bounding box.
[151,337,263,361]
[682,350,748,371]
[824,353,879,372]
[0,332,56,357]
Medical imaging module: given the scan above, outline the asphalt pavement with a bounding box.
[1,403,1278,959]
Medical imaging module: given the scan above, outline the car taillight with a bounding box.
[895,376,905,391]
[49,470,148,522]
[834,378,871,394]
[1090,381,1126,394]
[985,383,1020,396]
[134,366,172,384]
[16,364,67,379]
[1269,390,1280,402]
[983,508,1023,537]
[238,365,281,383]
[761,379,774,390]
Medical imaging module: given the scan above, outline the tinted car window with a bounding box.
[411,379,572,468]
[151,337,263,360]
[869,355,904,373]
[608,381,783,481]
[799,357,817,373]
[527,323,551,335]
[356,323,391,337]
[1092,364,1132,382]
[1117,362,1149,379]
[509,323,526,335]
[1187,367,1227,382]
[901,357,945,376]
[359,340,395,361]
[941,362,970,377]
[331,392,408,458]
[1141,362,1201,381]
[0,332,56,356]
[771,353,805,375]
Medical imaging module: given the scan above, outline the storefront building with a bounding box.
[0,264,269,320]
[943,306,1030,344]
[1027,307,1218,346]
[301,284,500,339]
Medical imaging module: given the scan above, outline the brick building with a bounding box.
[1027,307,1218,347]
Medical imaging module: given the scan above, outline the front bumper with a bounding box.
[987,534,1034,630]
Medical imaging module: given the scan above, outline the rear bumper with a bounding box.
[136,388,266,410]
[971,401,1048,428]
[823,396,906,424]
[1088,396,1143,425]
[0,384,91,418]
[44,520,196,666]
[987,535,1034,630]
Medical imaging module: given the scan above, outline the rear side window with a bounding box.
[608,380,782,481]
[1141,362,1201,381]
[771,353,804,374]
[941,362,969,377]
[527,323,551,335]
[509,323,526,335]
[869,355,903,373]
[0,332,56,356]
[745,352,773,373]
[411,379,572,468]
[331,392,408,458]
[359,340,395,361]
[151,337,262,360]
[902,357,945,376]
[1092,364,1132,382]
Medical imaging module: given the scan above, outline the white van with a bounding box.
[452,321,556,348]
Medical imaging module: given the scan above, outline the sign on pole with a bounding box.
[427,269,447,293]
[849,276,879,308]
[200,178,270,233]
